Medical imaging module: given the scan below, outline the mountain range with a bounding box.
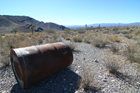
[66,23,140,29]
[0,15,66,33]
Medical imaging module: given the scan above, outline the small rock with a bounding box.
[111,80,115,82]
[83,58,85,60]
[76,70,79,74]
[75,91,79,93]
[75,91,83,93]
[103,79,107,82]
[78,66,80,68]
[63,79,66,81]
[107,74,112,77]
[100,67,103,70]
[94,59,98,62]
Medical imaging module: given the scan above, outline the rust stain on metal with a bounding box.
[10,42,73,89]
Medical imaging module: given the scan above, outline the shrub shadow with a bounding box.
[113,72,139,86]
[73,50,81,53]
[11,68,81,93]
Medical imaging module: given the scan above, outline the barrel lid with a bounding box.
[10,49,24,89]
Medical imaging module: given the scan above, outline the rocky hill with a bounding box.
[0,15,66,33]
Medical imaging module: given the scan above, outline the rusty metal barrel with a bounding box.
[10,42,73,89]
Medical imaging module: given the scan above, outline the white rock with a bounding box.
[103,79,107,82]
[136,82,140,86]
[76,70,79,74]
[94,59,98,62]
[2,91,6,93]
[111,80,115,82]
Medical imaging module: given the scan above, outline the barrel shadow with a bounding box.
[11,67,81,93]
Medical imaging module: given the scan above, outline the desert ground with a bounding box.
[0,26,140,93]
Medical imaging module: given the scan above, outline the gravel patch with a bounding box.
[0,41,140,93]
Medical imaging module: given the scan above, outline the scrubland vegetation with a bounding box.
[0,26,140,92]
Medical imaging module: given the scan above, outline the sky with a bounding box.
[0,0,140,25]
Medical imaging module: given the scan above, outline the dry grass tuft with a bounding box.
[65,42,76,51]
[104,56,121,75]
[79,63,99,92]
[124,40,140,63]
[110,43,119,53]
[92,35,108,48]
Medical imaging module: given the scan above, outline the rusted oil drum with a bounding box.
[10,42,73,89]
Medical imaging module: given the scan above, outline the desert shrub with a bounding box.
[65,37,71,40]
[78,29,86,33]
[61,33,71,39]
[90,32,108,48]
[125,40,140,63]
[52,33,59,40]
[92,38,107,48]
[107,34,115,42]
[2,33,5,36]
[1,56,10,67]
[111,43,119,53]
[121,30,130,34]
[125,34,133,39]
[84,38,91,44]
[38,38,43,44]
[104,56,121,74]
[73,36,82,42]
[83,33,94,44]
[78,30,85,34]
[115,36,122,42]
[135,29,140,35]
[46,29,55,33]
[64,28,71,33]
[126,27,130,30]
[113,27,119,31]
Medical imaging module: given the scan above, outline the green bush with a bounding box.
[65,37,71,40]
[115,37,122,42]
[73,36,82,42]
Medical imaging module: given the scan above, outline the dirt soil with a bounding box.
[0,40,140,93]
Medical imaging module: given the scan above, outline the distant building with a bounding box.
[85,24,101,30]
[85,24,106,30]
[85,24,87,28]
